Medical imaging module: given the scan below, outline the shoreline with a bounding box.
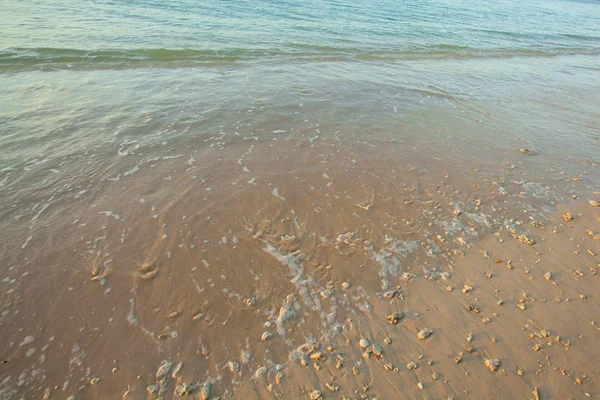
[1,128,598,399]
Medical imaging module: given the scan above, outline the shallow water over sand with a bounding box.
[1,0,600,398]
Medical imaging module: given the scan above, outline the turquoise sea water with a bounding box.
[0,0,599,194]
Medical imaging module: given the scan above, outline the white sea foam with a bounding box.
[272,188,286,201]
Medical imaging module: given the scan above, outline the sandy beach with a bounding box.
[1,121,599,399]
[2,0,600,398]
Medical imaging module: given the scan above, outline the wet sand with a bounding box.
[1,112,599,400]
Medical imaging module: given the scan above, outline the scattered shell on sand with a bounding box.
[139,262,154,272]
[519,148,537,155]
[359,338,370,348]
[147,385,159,394]
[384,337,392,345]
[261,331,273,341]
[540,330,551,338]
[517,235,535,245]
[341,281,351,289]
[586,229,595,237]
[485,358,501,372]
[254,366,267,379]
[403,272,417,282]
[228,361,240,373]
[156,360,173,380]
[388,312,403,325]
[418,328,433,340]
[407,361,418,370]
[277,294,296,324]
[275,371,284,384]
[244,297,257,306]
[589,200,599,207]
[141,270,158,280]
[192,312,204,321]
[326,382,339,392]
[562,212,573,222]
[199,382,211,400]
[171,361,184,380]
[462,285,473,294]
[544,272,553,282]
[320,289,334,299]
[465,303,479,313]
[466,332,473,343]
[372,344,383,357]
[310,390,323,399]
[454,352,464,364]
[174,383,193,396]
[298,344,315,354]
[383,289,402,300]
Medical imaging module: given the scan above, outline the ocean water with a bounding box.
[2,0,600,63]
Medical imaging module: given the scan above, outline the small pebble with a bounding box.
[485,358,500,372]
[19,336,35,346]
[418,328,433,340]
[90,378,101,385]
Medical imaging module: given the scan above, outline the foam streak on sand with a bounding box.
[98,211,121,220]
[263,243,314,310]
[127,297,158,344]
[271,187,285,201]
[21,235,32,249]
